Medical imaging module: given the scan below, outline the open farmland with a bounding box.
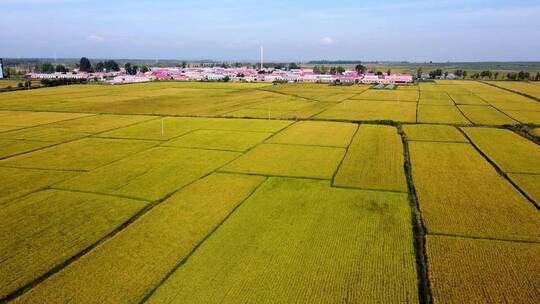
[1,80,539,303]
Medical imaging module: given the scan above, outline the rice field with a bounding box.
[1,80,539,303]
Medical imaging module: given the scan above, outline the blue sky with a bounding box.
[1,0,539,61]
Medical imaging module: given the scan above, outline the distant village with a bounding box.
[23,57,414,85]
[27,66,414,85]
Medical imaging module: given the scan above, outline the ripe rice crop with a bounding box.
[417,105,471,124]
[267,121,357,147]
[462,127,540,174]
[0,167,79,205]
[164,129,272,152]
[316,100,417,122]
[502,110,540,124]
[0,139,55,159]
[13,173,265,304]
[0,125,89,142]
[352,89,419,102]
[220,143,345,179]
[1,138,158,171]
[402,124,467,142]
[262,83,369,102]
[0,111,91,127]
[0,189,147,299]
[333,124,407,192]
[458,105,518,125]
[420,91,452,101]
[409,141,540,241]
[448,93,488,105]
[508,173,540,206]
[50,114,156,133]
[57,147,240,201]
[426,235,540,304]
[486,81,540,99]
[146,177,418,304]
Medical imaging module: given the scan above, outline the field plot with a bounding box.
[0,111,91,128]
[426,235,540,304]
[14,173,265,304]
[486,81,540,99]
[164,129,272,152]
[333,124,407,192]
[261,83,369,102]
[352,89,419,102]
[409,141,540,242]
[0,189,147,300]
[502,110,540,124]
[0,139,56,159]
[146,178,418,304]
[402,124,467,142]
[316,100,417,122]
[458,105,518,125]
[0,167,79,205]
[220,144,345,179]
[0,125,89,142]
[448,93,488,105]
[267,121,357,147]
[1,138,157,171]
[417,105,471,124]
[462,127,540,174]
[57,147,240,201]
[508,173,540,206]
[49,114,156,133]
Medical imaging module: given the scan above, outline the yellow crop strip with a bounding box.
[409,141,540,242]
[146,178,418,304]
[13,173,265,304]
[334,124,407,192]
[0,189,148,299]
[267,120,357,147]
[402,124,467,142]
[426,235,540,304]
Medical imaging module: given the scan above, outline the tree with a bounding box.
[336,66,345,74]
[182,61,187,68]
[355,64,367,74]
[444,71,449,78]
[55,64,68,73]
[124,63,133,75]
[416,67,423,79]
[288,62,299,70]
[95,62,105,72]
[507,72,517,80]
[387,69,392,76]
[131,65,139,75]
[313,65,321,74]
[41,63,55,73]
[535,72,540,81]
[141,66,149,73]
[494,72,499,80]
[223,76,230,82]
[329,66,337,75]
[104,60,120,72]
[463,71,467,79]
[79,57,92,72]
[429,69,443,79]
[517,71,530,80]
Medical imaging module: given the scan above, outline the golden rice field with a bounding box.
[0,80,539,303]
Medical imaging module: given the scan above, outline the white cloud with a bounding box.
[319,37,334,46]
[86,35,104,43]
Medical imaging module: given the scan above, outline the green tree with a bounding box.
[288,62,299,70]
[79,57,92,72]
[41,63,55,73]
[223,75,230,82]
[55,64,67,73]
[416,67,423,79]
[337,66,345,74]
[95,62,105,72]
[494,72,499,80]
[141,66,149,73]
[355,64,367,74]
[104,60,120,71]
[463,71,467,79]
[124,63,132,75]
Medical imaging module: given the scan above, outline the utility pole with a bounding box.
[260,46,263,70]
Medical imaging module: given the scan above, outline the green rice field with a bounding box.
[1,80,539,303]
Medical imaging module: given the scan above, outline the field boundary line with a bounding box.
[4,148,250,302]
[0,113,99,134]
[330,123,359,186]
[137,176,269,303]
[447,93,475,125]
[256,87,326,103]
[0,115,162,161]
[481,81,540,103]
[469,92,522,124]
[458,128,540,210]
[397,124,433,304]
[428,232,540,244]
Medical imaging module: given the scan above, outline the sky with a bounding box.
[1,0,539,62]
